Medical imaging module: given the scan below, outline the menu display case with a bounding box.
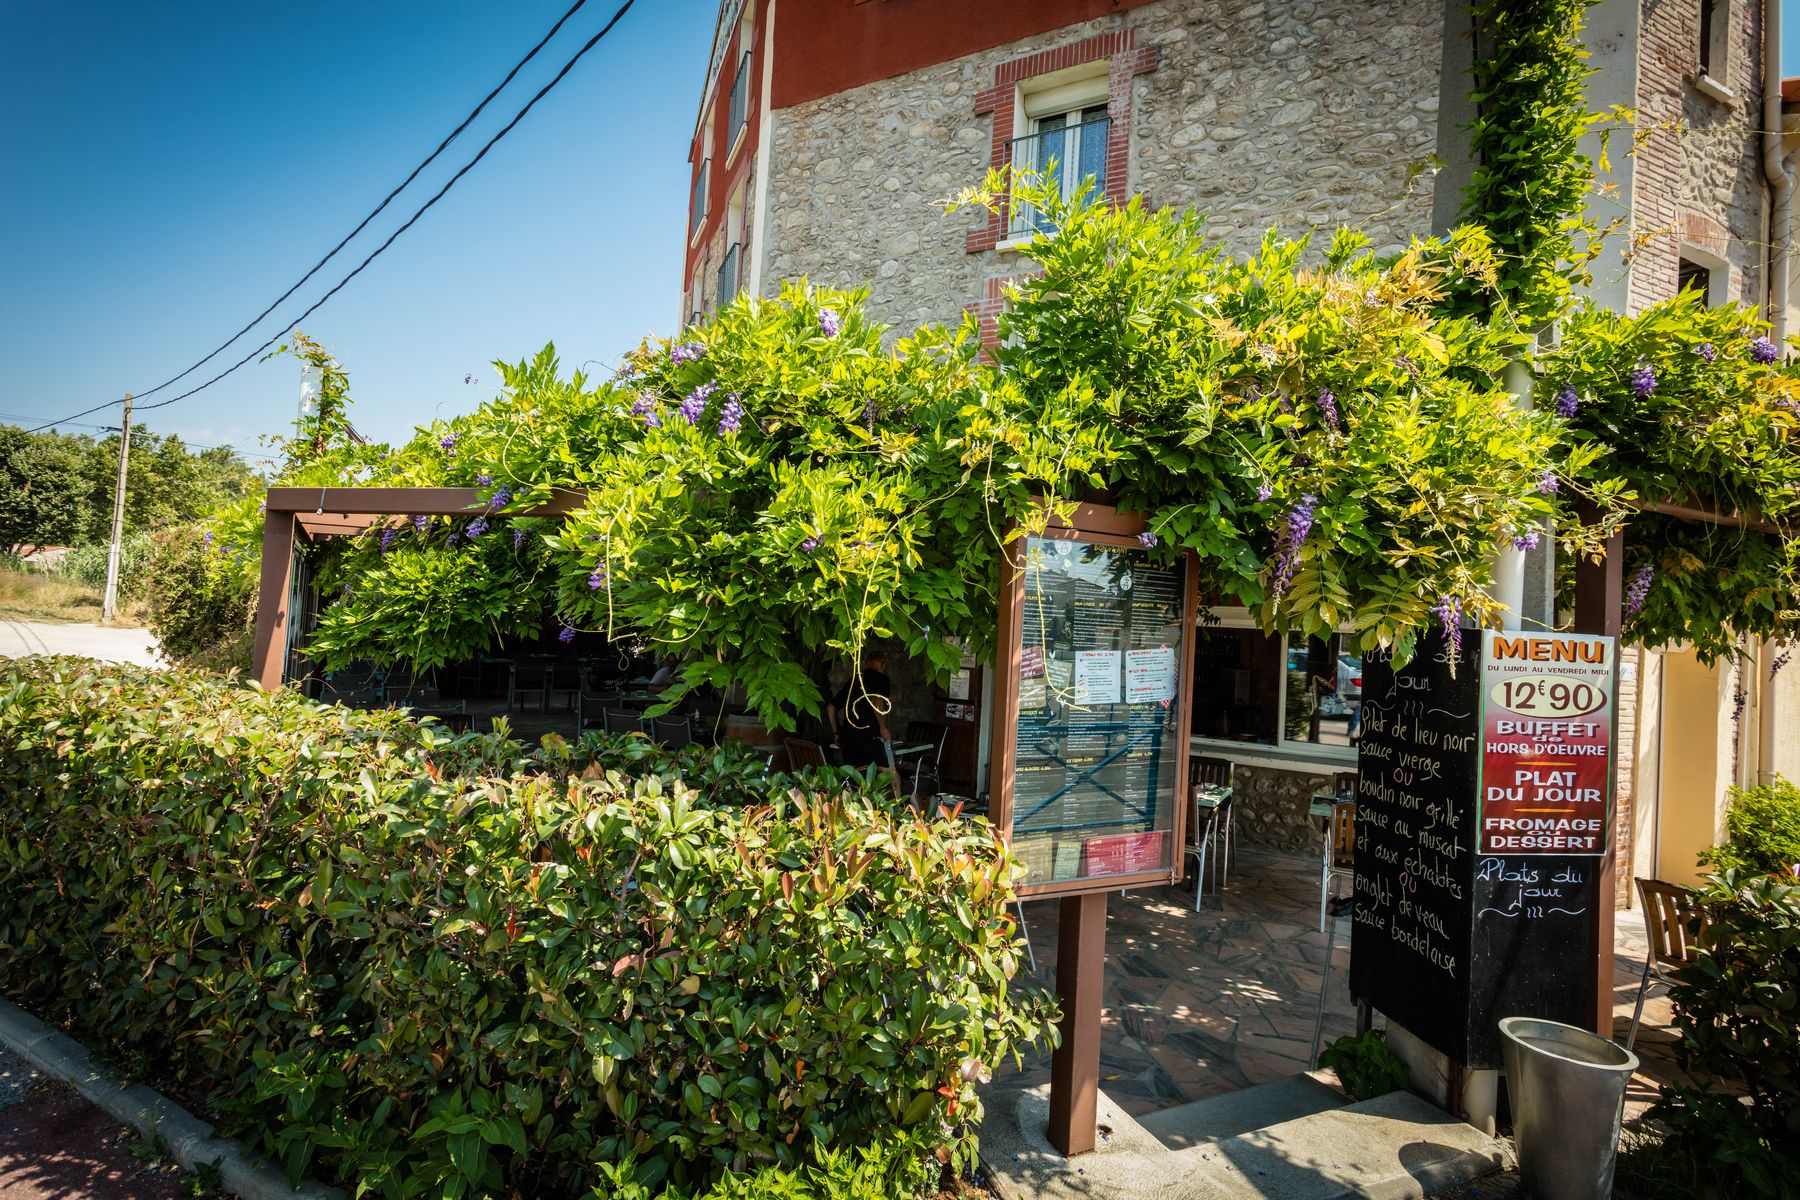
[989,506,1197,898]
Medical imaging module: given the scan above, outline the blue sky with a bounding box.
[1,4,1797,460]
[0,1,712,456]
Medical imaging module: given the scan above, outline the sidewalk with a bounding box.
[0,620,162,668]
[0,1047,189,1199]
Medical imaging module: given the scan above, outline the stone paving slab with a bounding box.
[981,1084,1510,1200]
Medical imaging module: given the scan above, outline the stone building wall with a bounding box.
[757,0,1445,336]
[1230,764,1344,856]
[1625,0,1766,313]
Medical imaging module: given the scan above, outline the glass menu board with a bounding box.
[1010,534,1185,887]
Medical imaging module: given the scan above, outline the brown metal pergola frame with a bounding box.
[246,484,1779,1156]
[251,486,589,690]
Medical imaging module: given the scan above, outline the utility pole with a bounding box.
[101,393,132,623]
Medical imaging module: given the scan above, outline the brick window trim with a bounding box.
[966,30,1159,255]
[964,272,1047,351]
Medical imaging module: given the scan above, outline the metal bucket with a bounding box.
[1499,1016,1639,1200]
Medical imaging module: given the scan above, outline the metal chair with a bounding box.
[547,658,582,713]
[1628,878,1710,1050]
[510,660,550,712]
[902,720,949,799]
[653,715,694,749]
[1318,800,1356,932]
[603,707,648,737]
[1185,756,1235,909]
[380,666,433,706]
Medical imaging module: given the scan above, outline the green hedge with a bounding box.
[1651,872,1800,1199]
[0,658,1054,1199]
[1699,777,1800,880]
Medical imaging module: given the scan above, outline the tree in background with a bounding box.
[0,423,262,557]
[0,425,92,554]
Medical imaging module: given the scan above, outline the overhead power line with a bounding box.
[25,0,634,435]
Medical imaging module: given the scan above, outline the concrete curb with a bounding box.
[0,998,343,1200]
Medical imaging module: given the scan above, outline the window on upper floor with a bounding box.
[728,50,752,152]
[718,184,747,303]
[1696,0,1733,97]
[1678,258,1712,302]
[1007,100,1110,239]
[690,158,710,240]
[1677,245,1728,305]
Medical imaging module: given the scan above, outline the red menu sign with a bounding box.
[1082,830,1168,876]
[1477,631,1615,855]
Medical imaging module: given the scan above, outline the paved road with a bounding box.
[0,1046,185,1199]
[0,620,162,668]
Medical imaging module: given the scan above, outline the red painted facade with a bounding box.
[768,0,1161,109]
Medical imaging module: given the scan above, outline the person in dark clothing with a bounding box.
[827,651,894,768]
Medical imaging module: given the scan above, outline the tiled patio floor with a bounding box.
[995,847,1695,1126]
[997,846,1358,1117]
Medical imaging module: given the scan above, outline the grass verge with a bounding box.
[0,566,147,626]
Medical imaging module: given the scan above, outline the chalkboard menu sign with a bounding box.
[1349,628,1616,1068]
[1006,532,1189,893]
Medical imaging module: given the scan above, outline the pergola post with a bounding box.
[1047,889,1107,1156]
[1572,501,1624,1038]
[251,509,297,691]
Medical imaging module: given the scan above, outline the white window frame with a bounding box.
[1001,64,1112,249]
[1189,607,1361,771]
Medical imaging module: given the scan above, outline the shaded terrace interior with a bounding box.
[266,492,1688,1128]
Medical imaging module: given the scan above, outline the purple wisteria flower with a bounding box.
[439,433,458,452]
[819,307,843,338]
[1773,648,1792,676]
[512,527,527,549]
[1137,531,1159,549]
[1629,360,1657,399]
[445,530,460,548]
[718,393,744,435]
[863,397,879,426]
[476,473,493,487]
[1554,385,1579,418]
[1315,387,1341,435]
[1513,529,1541,552]
[486,485,511,512]
[1695,342,1717,363]
[467,516,489,538]
[1624,563,1655,619]
[799,535,820,553]
[670,341,705,364]
[1257,482,1274,502]
[1535,471,1559,495]
[558,622,576,644]
[588,565,608,590]
[1395,354,1420,378]
[413,514,430,534]
[679,381,718,426]
[1434,594,1464,660]
[1750,335,1779,364]
[201,532,214,547]
[379,528,398,552]
[1270,494,1319,599]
